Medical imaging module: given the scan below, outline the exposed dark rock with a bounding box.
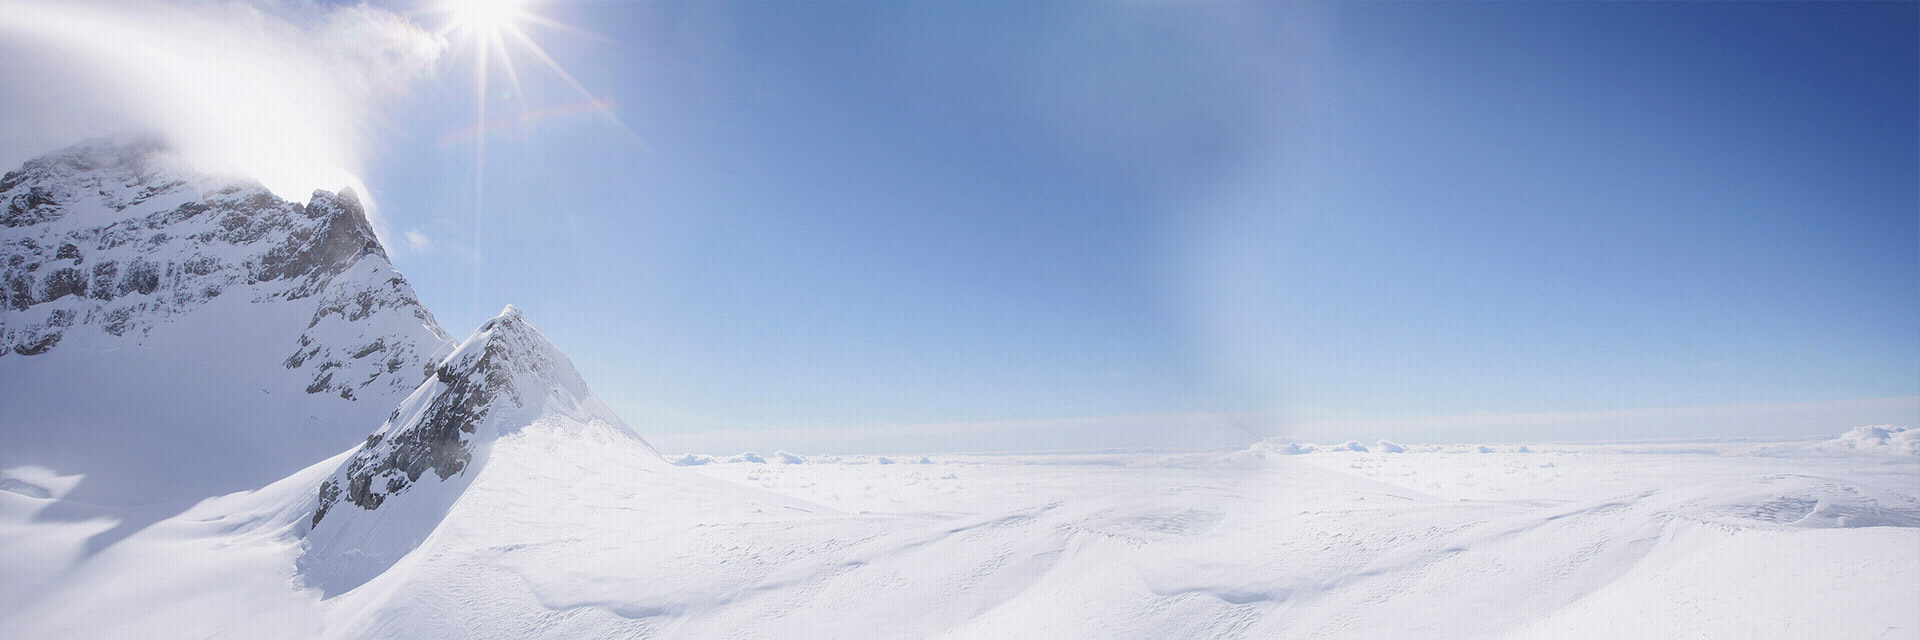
[3,186,63,227]
[89,261,117,300]
[4,273,28,310]
[285,344,320,369]
[119,259,159,296]
[100,305,136,336]
[41,267,86,301]
[351,339,387,359]
[311,311,543,525]
[311,478,341,527]
[0,169,25,194]
[13,332,59,355]
[306,372,334,394]
[255,189,384,298]
[182,255,218,276]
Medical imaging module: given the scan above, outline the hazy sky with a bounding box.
[3,1,1915,450]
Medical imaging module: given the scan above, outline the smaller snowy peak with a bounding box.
[311,305,646,527]
[303,305,650,594]
[417,304,604,432]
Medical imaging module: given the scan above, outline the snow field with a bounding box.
[2,431,1915,638]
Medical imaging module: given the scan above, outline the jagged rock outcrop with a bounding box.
[302,305,650,594]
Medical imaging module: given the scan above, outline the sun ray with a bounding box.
[470,18,488,322]
[490,30,527,111]
[428,0,643,324]
[502,23,647,148]
[431,1,639,146]
[517,12,614,45]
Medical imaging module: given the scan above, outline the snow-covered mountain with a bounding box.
[302,304,654,594]
[0,137,684,624]
[0,137,456,505]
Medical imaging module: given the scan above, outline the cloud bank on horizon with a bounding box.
[0,0,445,237]
[642,396,1920,455]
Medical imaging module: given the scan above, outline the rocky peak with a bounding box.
[310,305,633,527]
[0,137,451,402]
[252,186,387,298]
[431,305,574,412]
[302,305,644,594]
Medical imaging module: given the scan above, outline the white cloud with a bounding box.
[405,229,433,251]
[0,0,446,238]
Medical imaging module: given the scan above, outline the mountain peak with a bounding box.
[302,306,647,593]
[429,303,564,418]
[1,136,426,356]
[306,306,643,519]
[474,303,526,333]
[0,137,455,506]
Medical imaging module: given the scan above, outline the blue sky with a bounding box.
[342,0,1919,447]
[9,0,1906,449]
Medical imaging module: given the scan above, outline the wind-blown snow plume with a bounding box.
[0,0,445,238]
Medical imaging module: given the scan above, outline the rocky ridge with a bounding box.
[0,136,452,399]
[302,304,651,593]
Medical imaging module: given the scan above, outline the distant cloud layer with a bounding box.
[0,0,445,236]
[643,396,1920,455]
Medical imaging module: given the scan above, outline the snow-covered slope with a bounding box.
[0,137,456,505]
[301,304,654,594]
[2,432,1913,639]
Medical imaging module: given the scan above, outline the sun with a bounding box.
[426,0,629,132]
[425,0,637,154]
[443,0,526,38]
